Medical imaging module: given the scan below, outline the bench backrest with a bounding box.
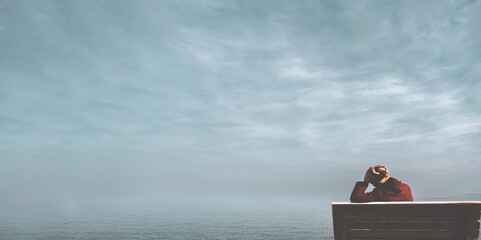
[332,201,481,240]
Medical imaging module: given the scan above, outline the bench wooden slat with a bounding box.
[348,228,456,238]
[349,237,459,240]
[345,214,458,221]
[349,238,457,240]
[347,220,457,229]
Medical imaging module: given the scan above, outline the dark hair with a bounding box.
[381,178,402,193]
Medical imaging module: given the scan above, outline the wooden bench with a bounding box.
[332,201,481,240]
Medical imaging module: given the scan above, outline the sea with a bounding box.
[0,196,335,240]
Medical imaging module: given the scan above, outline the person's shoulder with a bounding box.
[397,179,409,186]
[393,178,410,187]
[398,181,412,190]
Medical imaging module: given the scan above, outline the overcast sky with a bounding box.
[1,0,480,210]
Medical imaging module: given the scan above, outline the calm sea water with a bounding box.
[0,198,334,240]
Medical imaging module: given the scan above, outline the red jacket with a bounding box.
[350,179,413,202]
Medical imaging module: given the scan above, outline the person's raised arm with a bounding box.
[350,168,379,202]
[350,181,378,202]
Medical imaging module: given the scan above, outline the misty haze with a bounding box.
[1,0,480,239]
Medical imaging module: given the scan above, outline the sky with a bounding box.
[1,0,480,211]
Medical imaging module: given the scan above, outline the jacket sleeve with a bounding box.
[350,181,379,202]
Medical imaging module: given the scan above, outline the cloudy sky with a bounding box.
[1,0,480,210]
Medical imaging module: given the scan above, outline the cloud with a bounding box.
[0,0,480,206]
[277,58,340,81]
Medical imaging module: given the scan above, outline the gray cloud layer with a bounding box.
[1,0,480,209]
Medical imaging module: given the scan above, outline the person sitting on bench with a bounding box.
[350,165,413,202]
